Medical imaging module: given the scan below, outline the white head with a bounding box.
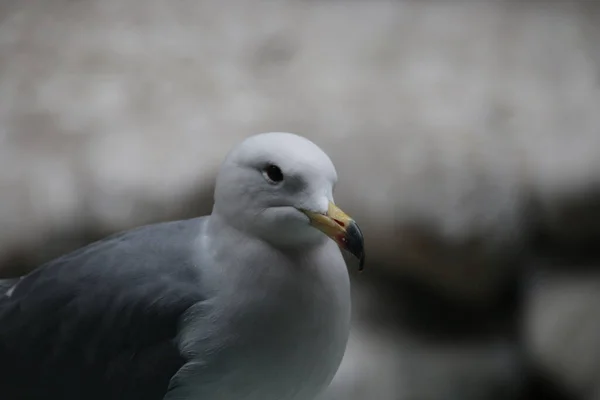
[213,132,364,267]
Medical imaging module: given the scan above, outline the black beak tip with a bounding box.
[346,221,365,272]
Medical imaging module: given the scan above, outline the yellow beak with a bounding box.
[301,202,365,271]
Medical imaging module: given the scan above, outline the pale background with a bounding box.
[1,1,599,399]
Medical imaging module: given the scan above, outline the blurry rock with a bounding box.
[523,268,600,400]
[319,324,401,400]
[1,1,600,303]
[320,280,524,400]
[523,186,600,400]
[529,189,600,263]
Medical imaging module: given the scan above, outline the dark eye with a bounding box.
[262,164,284,184]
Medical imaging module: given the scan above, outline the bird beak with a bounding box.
[301,202,365,271]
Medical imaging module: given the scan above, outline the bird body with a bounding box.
[0,132,363,400]
[168,213,350,400]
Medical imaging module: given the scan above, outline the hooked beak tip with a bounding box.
[302,202,365,271]
[344,220,366,271]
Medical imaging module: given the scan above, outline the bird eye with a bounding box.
[262,164,284,184]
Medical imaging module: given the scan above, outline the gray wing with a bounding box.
[0,218,207,400]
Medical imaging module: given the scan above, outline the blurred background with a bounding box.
[1,0,600,399]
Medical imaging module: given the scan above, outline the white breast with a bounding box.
[168,241,351,400]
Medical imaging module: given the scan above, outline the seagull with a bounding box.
[0,132,365,400]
